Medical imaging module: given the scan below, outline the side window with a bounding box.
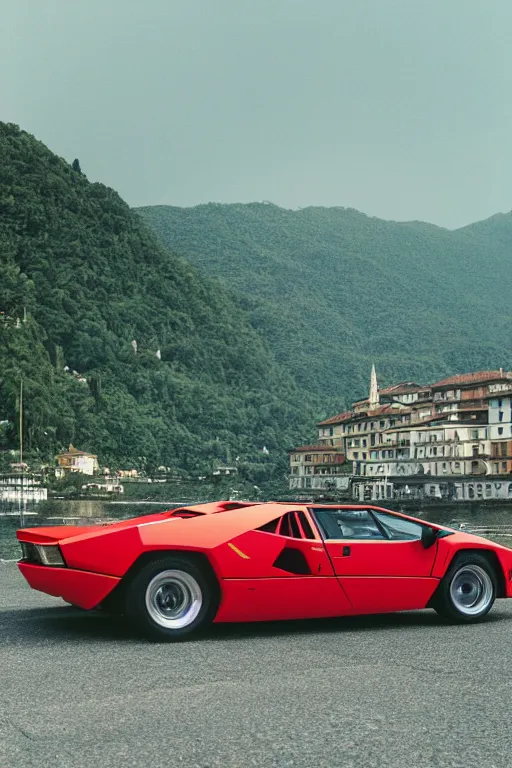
[278,513,293,537]
[257,511,316,540]
[313,509,385,540]
[373,511,422,541]
[279,512,301,538]
[296,510,316,539]
[257,518,280,534]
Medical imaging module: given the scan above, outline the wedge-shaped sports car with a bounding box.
[16,501,512,640]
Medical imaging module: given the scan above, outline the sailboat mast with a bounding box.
[19,379,23,465]
[19,379,24,527]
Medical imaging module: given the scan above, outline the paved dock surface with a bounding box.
[1,561,512,768]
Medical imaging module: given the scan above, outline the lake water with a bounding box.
[0,499,185,560]
[2,498,512,560]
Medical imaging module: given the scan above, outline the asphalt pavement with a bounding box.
[1,561,512,768]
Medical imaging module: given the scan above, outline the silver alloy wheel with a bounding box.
[449,564,494,616]
[145,569,203,629]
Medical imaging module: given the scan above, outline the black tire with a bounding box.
[97,589,125,615]
[124,556,218,641]
[432,552,497,623]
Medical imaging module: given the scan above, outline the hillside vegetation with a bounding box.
[138,203,512,405]
[0,124,315,479]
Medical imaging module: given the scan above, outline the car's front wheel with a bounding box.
[432,552,497,623]
[124,556,218,640]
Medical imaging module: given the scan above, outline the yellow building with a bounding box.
[56,444,99,476]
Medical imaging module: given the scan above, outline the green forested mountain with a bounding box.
[138,203,512,405]
[0,124,315,477]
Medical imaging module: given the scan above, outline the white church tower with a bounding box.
[369,364,379,408]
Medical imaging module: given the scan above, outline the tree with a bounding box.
[0,121,314,481]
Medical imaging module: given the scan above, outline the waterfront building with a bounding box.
[288,444,348,492]
[289,368,512,501]
[81,481,124,494]
[56,444,99,476]
[0,472,47,503]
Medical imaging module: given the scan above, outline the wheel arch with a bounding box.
[435,547,506,599]
[99,549,221,613]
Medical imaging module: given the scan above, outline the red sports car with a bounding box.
[16,501,512,640]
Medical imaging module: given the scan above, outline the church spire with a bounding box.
[369,364,379,407]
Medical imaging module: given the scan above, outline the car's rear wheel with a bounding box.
[432,552,497,623]
[124,556,218,640]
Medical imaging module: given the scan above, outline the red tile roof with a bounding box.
[57,443,97,458]
[318,402,411,425]
[432,371,512,388]
[316,410,353,426]
[379,382,426,395]
[288,444,345,453]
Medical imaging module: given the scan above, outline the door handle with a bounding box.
[342,546,351,556]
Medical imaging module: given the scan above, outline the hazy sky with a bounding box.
[2,0,511,228]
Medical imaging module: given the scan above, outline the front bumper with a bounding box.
[18,562,120,610]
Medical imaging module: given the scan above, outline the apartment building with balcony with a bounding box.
[288,444,348,492]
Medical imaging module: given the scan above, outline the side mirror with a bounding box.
[421,526,438,549]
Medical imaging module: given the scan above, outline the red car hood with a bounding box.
[443,529,512,551]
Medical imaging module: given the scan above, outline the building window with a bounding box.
[498,399,503,408]
[499,411,504,422]
[471,430,479,440]
[468,485,475,499]
[502,461,507,471]
[498,427,504,436]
